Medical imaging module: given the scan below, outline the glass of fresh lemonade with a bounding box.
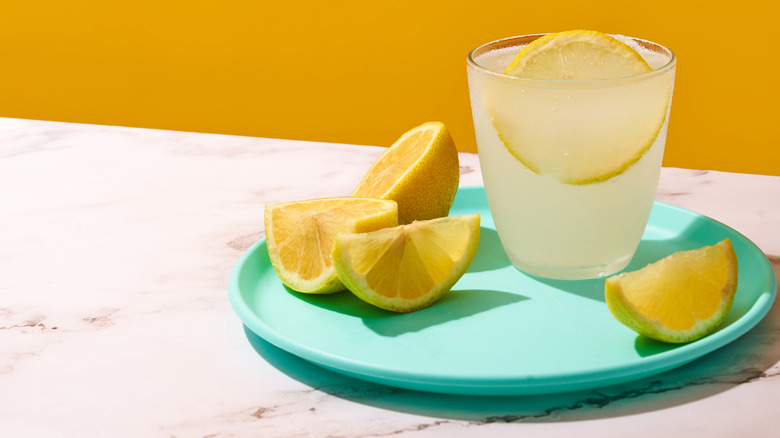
[467,33,676,279]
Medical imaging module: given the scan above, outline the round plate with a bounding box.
[229,186,776,395]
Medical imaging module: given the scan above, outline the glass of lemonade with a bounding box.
[467,33,677,279]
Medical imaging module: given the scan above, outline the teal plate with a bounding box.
[229,186,776,395]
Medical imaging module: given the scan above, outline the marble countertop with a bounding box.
[1,117,778,437]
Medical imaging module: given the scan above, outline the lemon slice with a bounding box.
[504,30,652,80]
[605,239,739,343]
[489,30,671,185]
[265,197,398,294]
[352,121,460,224]
[333,214,481,312]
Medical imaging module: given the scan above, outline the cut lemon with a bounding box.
[333,214,481,313]
[352,121,460,224]
[504,30,652,80]
[489,30,672,185]
[605,239,739,343]
[265,197,398,294]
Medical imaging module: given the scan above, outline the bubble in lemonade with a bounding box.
[467,31,676,279]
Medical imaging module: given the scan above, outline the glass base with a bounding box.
[509,255,633,280]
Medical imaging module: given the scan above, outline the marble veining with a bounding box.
[480,368,779,424]
[1,117,778,437]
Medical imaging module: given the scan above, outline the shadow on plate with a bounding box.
[295,288,528,337]
[467,227,511,273]
[242,265,779,422]
[360,289,528,337]
[633,336,686,357]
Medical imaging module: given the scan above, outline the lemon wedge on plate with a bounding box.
[333,214,481,312]
[264,197,398,294]
[605,239,739,343]
[353,121,460,224]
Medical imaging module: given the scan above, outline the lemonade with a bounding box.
[467,33,677,279]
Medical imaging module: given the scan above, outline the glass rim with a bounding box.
[467,33,677,84]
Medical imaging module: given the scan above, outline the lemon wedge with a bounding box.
[353,121,460,224]
[333,214,481,312]
[264,197,398,294]
[605,239,739,343]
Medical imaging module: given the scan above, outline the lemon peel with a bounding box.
[353,121,459,224]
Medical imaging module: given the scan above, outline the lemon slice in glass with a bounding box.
[490,30,672,185]
[504,30,652,80]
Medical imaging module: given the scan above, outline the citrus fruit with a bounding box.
[504,30,652,80]
[352,121,460,224]
[605,239,739,343]
[264,197,398,294]
[332,214,481,313]
[489,30,671,185]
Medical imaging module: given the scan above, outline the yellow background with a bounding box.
[1,1,777,176]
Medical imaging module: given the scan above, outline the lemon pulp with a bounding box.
[264,197,398,294]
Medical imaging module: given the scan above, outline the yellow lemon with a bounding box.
[605,239,739,343]
[504,30,652,80]
[264,197,398,294]
[352,121,459,224]
[491,30,671,185]
[333,214,481,312]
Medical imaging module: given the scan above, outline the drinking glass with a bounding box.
[467,34,676,279]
